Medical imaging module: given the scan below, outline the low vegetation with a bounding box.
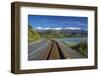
[38,29,87,39]
[28,25,40,43]
[71,41,88,57]
[63,40,88,57]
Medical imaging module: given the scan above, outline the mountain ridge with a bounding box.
[28,25,40,42]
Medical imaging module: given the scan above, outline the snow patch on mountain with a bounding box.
[35,27,82,30]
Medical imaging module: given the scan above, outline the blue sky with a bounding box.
[28,15,88,30]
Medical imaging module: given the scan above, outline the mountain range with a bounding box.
[35,27,88,38]
[35,27,86,30]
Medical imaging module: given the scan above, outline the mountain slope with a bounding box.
[28,25,40,42]
[37,29,87,38]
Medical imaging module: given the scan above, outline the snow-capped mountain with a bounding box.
[35,27,82,30]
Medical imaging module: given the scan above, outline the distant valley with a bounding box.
[35,27,87,39]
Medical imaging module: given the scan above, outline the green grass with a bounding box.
[38,29,86,39]
[63,42,78,47]
[40,34,82,39]
[62,40,88,57]
[71,41,88,57]
[28,25,41,43]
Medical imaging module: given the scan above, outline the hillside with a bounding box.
[36,29,87,39]
[28,25,40,43]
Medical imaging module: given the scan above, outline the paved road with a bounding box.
[28,39,85,61]
[28,39,52,60]
[28,39,48,54]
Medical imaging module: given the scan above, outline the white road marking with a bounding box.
[28,42,48,57]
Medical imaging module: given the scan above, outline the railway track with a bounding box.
[46,40,65,60]
[28,39,84,60]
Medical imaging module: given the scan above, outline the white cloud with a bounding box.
[35,27,81,30]
[44,27,51,30]
[36,27,43,29]
[52,28,62,30]
[36,27,63,30]
[65,27,81,30]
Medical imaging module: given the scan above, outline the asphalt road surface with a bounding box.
[28,39,85,61]
[28,39,51,60]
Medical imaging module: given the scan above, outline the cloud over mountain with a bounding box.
[35,27,81,30]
